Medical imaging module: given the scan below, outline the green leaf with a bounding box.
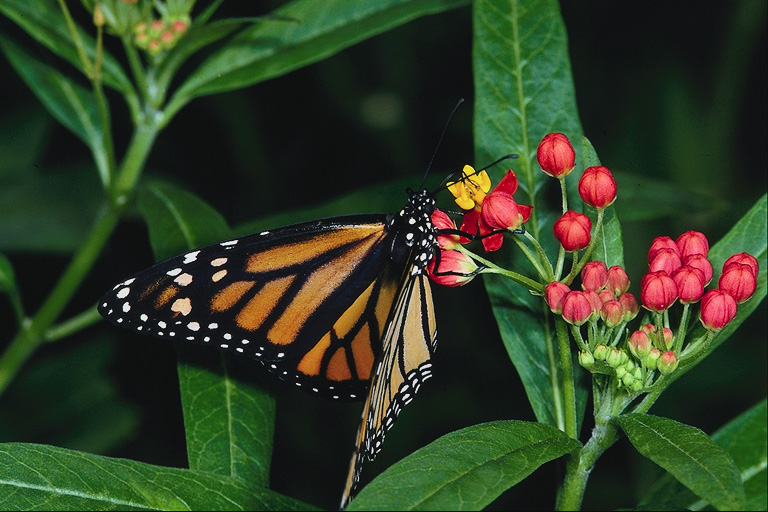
[0,0,135,97]
[136,181,232,262]
[641,399,767,511]
[175,347,276,487]
[0,253,17,296]
[166,0,469,118]
[0,35,110,183]
[348,420,580,510]
[0,442,315,511]
[473,0,585,427]
[616,413,747,511]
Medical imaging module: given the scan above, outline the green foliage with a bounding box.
[616,413,746,511]
[0,0,764,510]
[349,421,580,510]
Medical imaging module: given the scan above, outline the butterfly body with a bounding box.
[99,187,441,505]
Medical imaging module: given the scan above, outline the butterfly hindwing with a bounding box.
[341,271,438,506]
[99,215,401,400]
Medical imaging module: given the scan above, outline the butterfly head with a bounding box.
[387,189,438,276]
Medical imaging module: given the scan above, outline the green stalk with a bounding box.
[557,317,578,439]
[0,203,119,395]
[556,385,618,510]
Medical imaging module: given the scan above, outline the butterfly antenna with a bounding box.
[420,98,465,189]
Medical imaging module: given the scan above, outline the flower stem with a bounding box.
[556,385,618,511]
[0,203,120,395]
[557,317,578,439]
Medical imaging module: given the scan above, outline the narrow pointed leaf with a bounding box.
[473,0,586,427]
[616,413,746,511]
[641,399,767,510]
[0,35,110,182]
[0,0,134,96]
[167,0,469,117]
[348,420,580,510]
[0,442,313,510]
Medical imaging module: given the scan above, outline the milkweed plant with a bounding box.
[426,133,762,510]
[0,1,765,511]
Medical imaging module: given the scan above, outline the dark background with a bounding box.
[0,1,765,510]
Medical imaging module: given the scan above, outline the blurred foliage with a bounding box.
[0,1,765,510]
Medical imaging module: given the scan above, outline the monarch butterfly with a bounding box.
[98,183,461,506]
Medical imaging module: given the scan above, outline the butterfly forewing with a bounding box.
[99,216,398,400]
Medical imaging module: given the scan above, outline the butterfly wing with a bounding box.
[99,215,401,400]
[341,271,438,507]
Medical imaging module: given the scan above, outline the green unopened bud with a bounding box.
[606,348,623,367]
[578,350,595,370]
[615,365,627,379]
[593,344,609,361]
[630,379,644,392]
[645,348,661,370]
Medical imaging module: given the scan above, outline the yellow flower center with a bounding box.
[447,165,492,211]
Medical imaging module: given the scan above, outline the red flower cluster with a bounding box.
[641,232,758,330]
[445,166,533,253]
[546,261,638,326]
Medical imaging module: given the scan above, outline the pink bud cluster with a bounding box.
[545,261,638,327]
[641,232,758,330]
[134,17,190,54]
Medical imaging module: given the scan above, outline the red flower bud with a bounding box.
[561,290,593,326]
[723,252,759,278]
[672,266,705,304]
[649,248,682,275]
[172,20,189,34]
[619,292,639,321]
[676,230,709,259]
[598,289,615,304]
[554,211,592,251]
[683,253,713,285]
[601,300,623,327]
[537,133,576,178]
[718,263,757,303]
[428,250,480,287]
[700,289,737,331]
[431,210,460,249]
[584,290,603,321]
[578,166,617,209]
[628,330,652,359]
[606,265,630,296]
[581,261,608,291]
[648,236,680,262]
[480,191,523,231]
[657,351,679,375]
[640,271,678,312]
[545,281,571,314]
